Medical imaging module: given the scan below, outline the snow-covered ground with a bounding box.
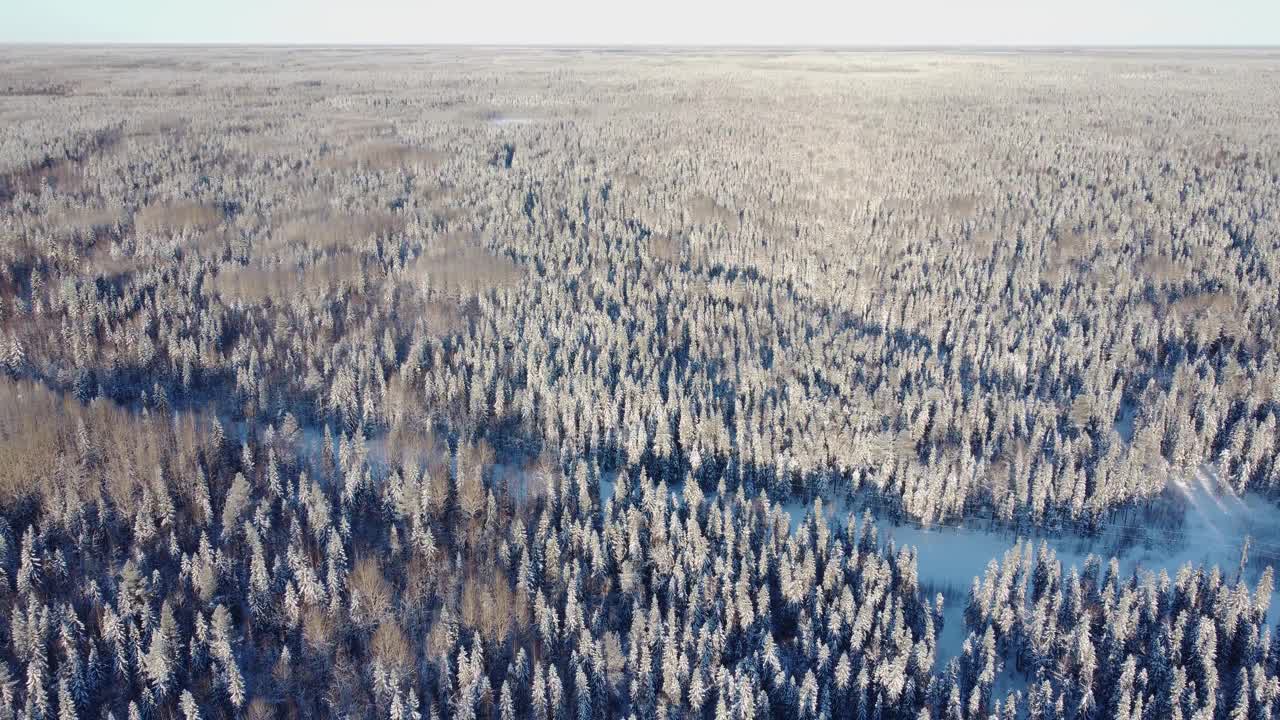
[1114,401,1138,443]
[777,466,1280,672]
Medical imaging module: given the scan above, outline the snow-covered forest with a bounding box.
[1,46,1279,719]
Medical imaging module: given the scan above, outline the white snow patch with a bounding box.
[775,466,1280,673]
[1114,401,1137,442]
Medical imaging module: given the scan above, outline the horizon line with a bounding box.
[2,42,1279,50]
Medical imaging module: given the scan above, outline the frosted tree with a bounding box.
[3,333,23,377]
[220,473,251,539]
[56,677,77,720]
[17,527,41,596]
[142,601,177,698]
[180,690,202,720]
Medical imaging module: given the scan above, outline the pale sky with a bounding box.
[3,0,1278,46]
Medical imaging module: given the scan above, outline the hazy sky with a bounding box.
[4,0,1279,45]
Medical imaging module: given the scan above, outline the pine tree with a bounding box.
[531,662,548,720]
[1228,668,1249,720]
[180,690,202,720]
[0,661,15,719]
[221,473,251,538]
[56,677,78,720]
[25,641,50,720]
[142,601,177,698]
[499,680,517,720]
[4,332,24,377]
[689,667,708,715]
[248,531,272,619]
[575,666,592,720]
[210,605,245,707]
[17,526,41,596]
